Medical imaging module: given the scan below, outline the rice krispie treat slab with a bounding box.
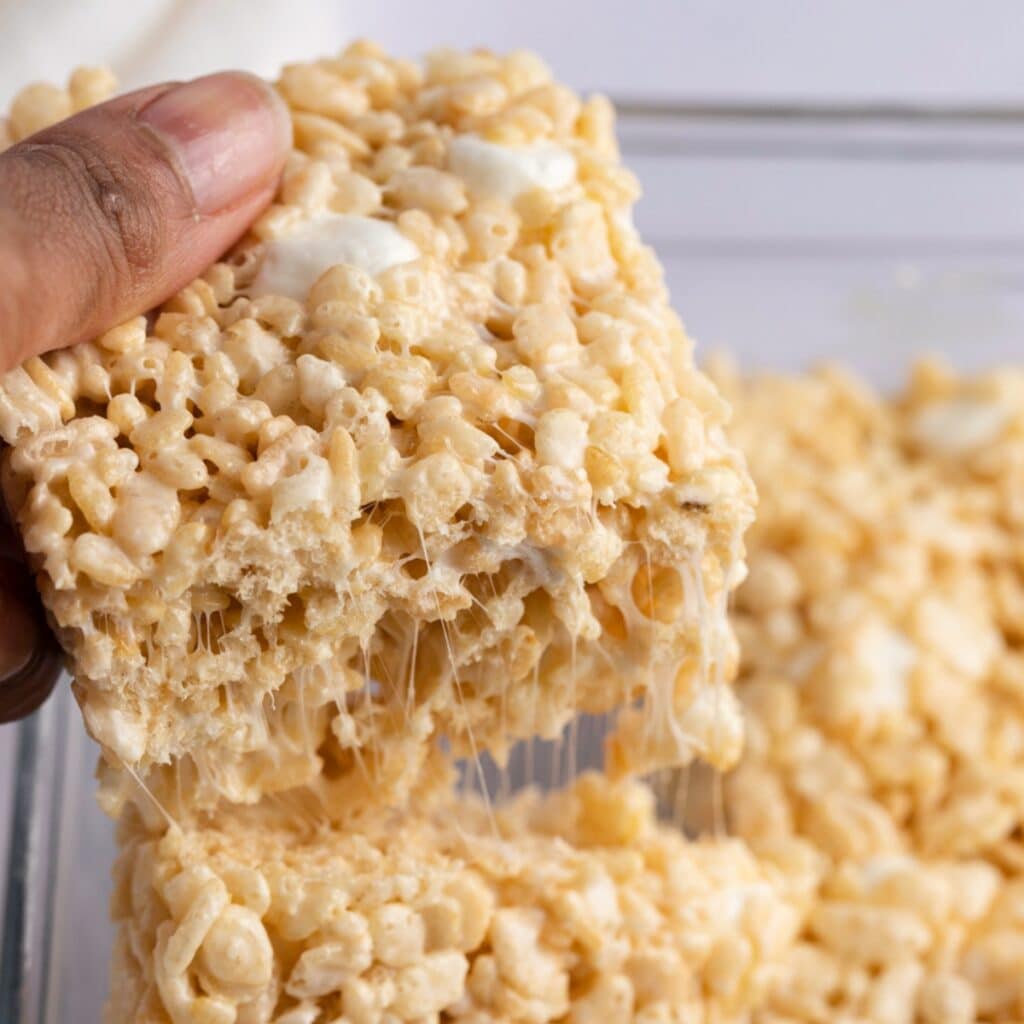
[0,46,753,812]
[716,361,1024,1023]
[106,773,813,1024]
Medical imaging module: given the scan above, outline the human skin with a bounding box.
[0,71,291,720]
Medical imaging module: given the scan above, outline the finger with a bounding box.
[0,71,291,372]
[0,552,62,722]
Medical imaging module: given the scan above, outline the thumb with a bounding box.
[0,71,291,372]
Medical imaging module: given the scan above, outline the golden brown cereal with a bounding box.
[105,774,812,1024]
[0,51,754,816]
[716,360,1024,1023]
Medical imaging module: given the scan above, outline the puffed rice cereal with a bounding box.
[0,46,754,815]
[105,773,813,1024]
[715,360,1024,1023]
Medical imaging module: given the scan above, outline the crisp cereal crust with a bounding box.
[0,47,753,815]
[716,359,1024,1023]
[105,773,813,1024]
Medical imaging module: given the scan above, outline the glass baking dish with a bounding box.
[4,98,1024,1023]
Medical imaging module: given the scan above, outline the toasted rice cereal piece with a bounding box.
[105,773,812,1024]
[0,50,753,814]
[714,361,1024,1022]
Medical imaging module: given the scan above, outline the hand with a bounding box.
[0,71,291,721]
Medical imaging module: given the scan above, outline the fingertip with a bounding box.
[221,70,293,159]
[0,67,294,369]
[137,70,293,217]
[180,69,294,173]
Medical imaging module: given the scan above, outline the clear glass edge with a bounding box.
[2,683,75,1024]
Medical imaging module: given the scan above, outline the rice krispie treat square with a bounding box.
[0,47,754,814]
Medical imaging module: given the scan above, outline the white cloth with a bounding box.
[4,1,1024,109]
[0,0,346,101]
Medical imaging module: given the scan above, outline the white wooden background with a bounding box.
[2,2,1024,1010]
[3,1,1024,103]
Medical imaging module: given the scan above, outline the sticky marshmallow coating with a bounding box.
[715,361,1024,1022]
[105,774,811,1024]
[0,46,753,811]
